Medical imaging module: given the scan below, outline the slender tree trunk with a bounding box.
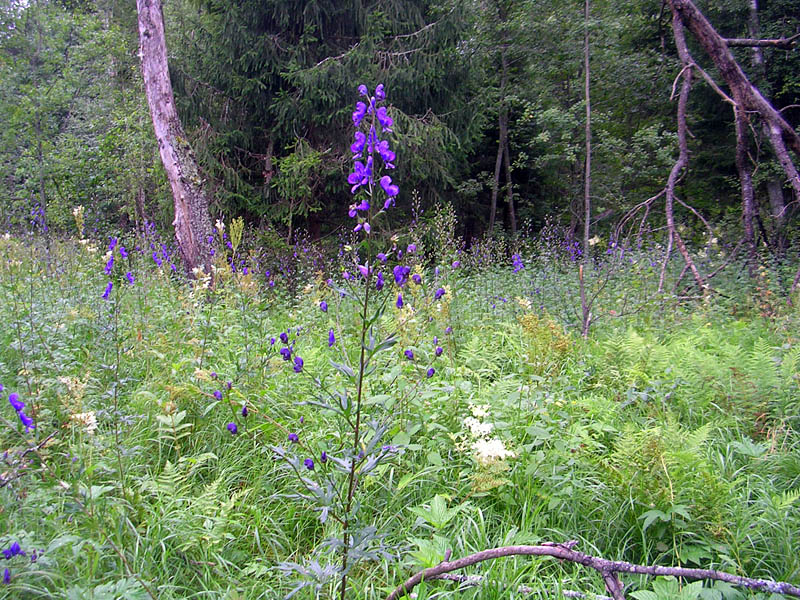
[735,108,757,271]
[489,47,509,234]
[666,13,706,292]
[668,0,800,199]
[137,0,212,275]
[747,0,788,254]
[580,0,592,337]
[501,111,516,235]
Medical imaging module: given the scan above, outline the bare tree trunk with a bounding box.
[137,0,212,276]
[747,0,787,255]
[667,14,706,292]
[580,0,592,337]
[668,0,800,199]
[502,114,516,235]
[489,46,509,234]
[734,108,757,271]
[489,115,503,233]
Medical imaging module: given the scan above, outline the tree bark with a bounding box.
[668,0,800,203]
[137,0,212,276]
[580,0,592,337]
[734,108,757,271]
[502,113,516,235]
[665,13,706,292]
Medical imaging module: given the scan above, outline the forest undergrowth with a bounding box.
[0,218,799,600]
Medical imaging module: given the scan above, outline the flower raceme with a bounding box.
[347,84,398,232]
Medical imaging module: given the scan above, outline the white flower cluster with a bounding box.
[70,411,98,435]
[463,404,515,467]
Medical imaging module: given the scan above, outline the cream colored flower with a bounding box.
[70,411,98,435]
[469,404,490,418]
[464,416,494,438]
[472,438,515,466]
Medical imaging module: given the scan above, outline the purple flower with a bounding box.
[404,349,414,360]
[376,106,393,132]
[288,433,299,443]
[348,157,373,194]
[102,281,113,299]
[152,251,162,267]
[320,301,328,312]
[226,422,238,435]
[512,253,524,273]
[435,346,443,357]
[328,329,336,347]
[8,393,24,412]
[380,175,399,198]
[2,568,8,584]
[293,356,304,373]
[396,293,403,309]
[242,405,248,417]
[376,140,395,168]
[108,237,117,251]
[452,261,461,269]
[433,336,438,345]
[427,368,435,378]
[377,253,387,263]
[270,337,276,345]
[2,542,23,560]
[376,271,384,290]
[375,84,385,99]
[18,411,34,432]
[351,131,367,156]
[357,264,371,279]
[125,272,135,284]
[435,287,445,300]
[343,271,351,280]
[412,274,422,285]
[445,326,453,334]
[211,371,218,379]
[407,244,417,254]
[226,381,232,390]
[104,256,114,275]
[213,390,223,400]
[280,347,292,361]
[352,101,367,126]
[119,245,128,259]
[304,458,315,470]
[280,332,289,344]
[320,451,327,463]
[358,84,368,97]
[393,265,410,286]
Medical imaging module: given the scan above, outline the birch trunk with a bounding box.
[137,0,212,275]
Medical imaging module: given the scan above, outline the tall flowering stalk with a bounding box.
[275,85,404,600]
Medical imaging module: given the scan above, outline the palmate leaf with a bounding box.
[409,495,468,530]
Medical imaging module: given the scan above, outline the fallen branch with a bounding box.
[724,33,800,49]
[385,542,800,600]
[414,571,612,600]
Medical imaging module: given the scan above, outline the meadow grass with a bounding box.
[0,230,798,600]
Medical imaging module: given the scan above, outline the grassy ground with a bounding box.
[0,230,798,600]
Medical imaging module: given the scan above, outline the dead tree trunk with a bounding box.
[668,0,800,292]
[137,0,212,276]
[580,0,592,336]
[667,0,800,199]
[664,14,706,292]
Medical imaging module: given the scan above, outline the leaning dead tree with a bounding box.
[137,0,213,276]
[666,0,800,292]
[385,541,800,600]
[622,0,800,293]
